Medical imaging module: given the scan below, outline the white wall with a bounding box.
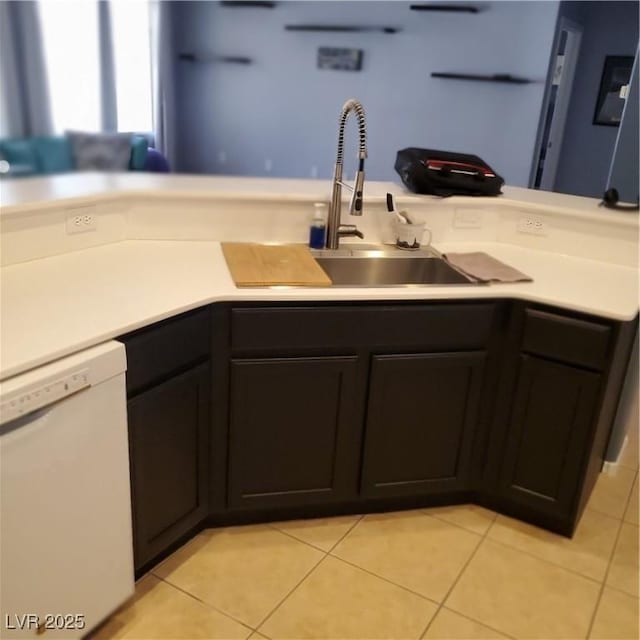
[172,1,559,186]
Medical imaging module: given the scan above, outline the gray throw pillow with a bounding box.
[67,131,131,171]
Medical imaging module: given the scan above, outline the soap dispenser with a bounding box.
[309,202,327,249]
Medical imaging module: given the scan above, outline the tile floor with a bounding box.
[92,434,639,640]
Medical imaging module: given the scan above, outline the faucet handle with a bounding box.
[348,168,365,216]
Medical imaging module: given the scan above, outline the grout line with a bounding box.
[254,553,330,632]
[481,531,614,587]
[264,522,333,553]
[326,550,443,607]
[418,506,499,537]
[440,606,518,640]
[585,468,639,640]
[255,515,365,633]
[155,574,257,633]
[327,513,365,553]
[419,514,495,639]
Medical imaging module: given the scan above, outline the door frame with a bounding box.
[530,17,583,190]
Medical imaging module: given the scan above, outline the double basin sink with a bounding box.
[311,244,474,287]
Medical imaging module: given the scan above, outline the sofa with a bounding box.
[0,132,169,178]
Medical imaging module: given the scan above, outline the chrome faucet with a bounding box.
[326,99,367,249]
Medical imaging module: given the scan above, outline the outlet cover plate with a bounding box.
[66,209,97,234]
[517,216,548,236]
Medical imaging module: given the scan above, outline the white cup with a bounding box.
[394,220,432,250]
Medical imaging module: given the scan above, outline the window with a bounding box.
[39,0,101,132]
[38,0,152,134]
[111,0,153,133]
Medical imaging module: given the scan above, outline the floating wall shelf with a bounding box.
[285,25,402,34]
[220,1,276,8]
[179,53,253,65]
[410,4,480,12]
[431,72,533,84]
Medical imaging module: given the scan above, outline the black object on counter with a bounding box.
[394,148,504,197]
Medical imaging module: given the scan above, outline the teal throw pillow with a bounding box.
[129,135,148,170]
[33,136,74,174]
[0,139,39,176]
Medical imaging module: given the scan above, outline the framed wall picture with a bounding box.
[317,47,363,71]
[593,55,634,126]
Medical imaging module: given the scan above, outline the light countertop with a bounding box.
[1,238,637,381]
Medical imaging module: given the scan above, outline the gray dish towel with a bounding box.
[443,252,533,283]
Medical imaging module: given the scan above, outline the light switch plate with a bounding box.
[454,209,483,229]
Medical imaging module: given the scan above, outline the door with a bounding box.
[128,363,210,570]
[498,354,601,519]
[361,352,485,498]
[532,18,583,190]
[228,356,360,509]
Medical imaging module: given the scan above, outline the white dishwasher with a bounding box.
[0,341,134,639]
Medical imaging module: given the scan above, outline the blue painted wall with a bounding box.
[608,51,639,203]
[554,1,639,198]
[172,1,559,186]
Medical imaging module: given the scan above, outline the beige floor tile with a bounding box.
[270,514,361,551]
[332,510,481,602]
[260,555,437,639]
[588,465,637,519]
[590,586,639,639]
[446,539,601,639]
[249,633,270,639]
[487,509,620,581]
[423,607,508,639]
[624,475,639,525]
[89,575,250,639]
[423,504,496,535]
[153,525,323,628]
[606,522,639,597]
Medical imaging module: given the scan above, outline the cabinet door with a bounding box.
[361,352,485,498]
[498,355,601,519]
[228,356,360,509]
[128,364,210,570]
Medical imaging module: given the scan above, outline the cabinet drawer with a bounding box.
[522,309,611,370]
[121,308,210,396]
[231,303,496,353]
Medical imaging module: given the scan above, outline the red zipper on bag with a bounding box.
[423,159,495,178]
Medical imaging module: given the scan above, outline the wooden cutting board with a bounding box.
[221,243,332,287]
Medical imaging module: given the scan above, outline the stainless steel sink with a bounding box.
[311,244,476,287]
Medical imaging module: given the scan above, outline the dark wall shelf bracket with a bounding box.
[179,53,253,65]
[431,72,534,84]
[220,1,276,8]
[410,4,479,12]
[285,25,401,34]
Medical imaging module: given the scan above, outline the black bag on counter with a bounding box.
[394,148,504,197]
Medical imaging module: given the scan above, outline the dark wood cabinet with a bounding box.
[119,308,211,572]
[118,299,635,564]
[361,352,486,498]
[128,363,210,569]
[497,354,601,520]
[228,356,361,509]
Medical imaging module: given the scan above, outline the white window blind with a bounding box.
[39,0,101,133]
[38,0,152,134]
[111,0,153,133]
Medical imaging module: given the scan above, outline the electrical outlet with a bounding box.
[218,150,227,165]
[264,158,273,172]
[66,210,97,234]
[517,216,548,236]
[310,165,319,178]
